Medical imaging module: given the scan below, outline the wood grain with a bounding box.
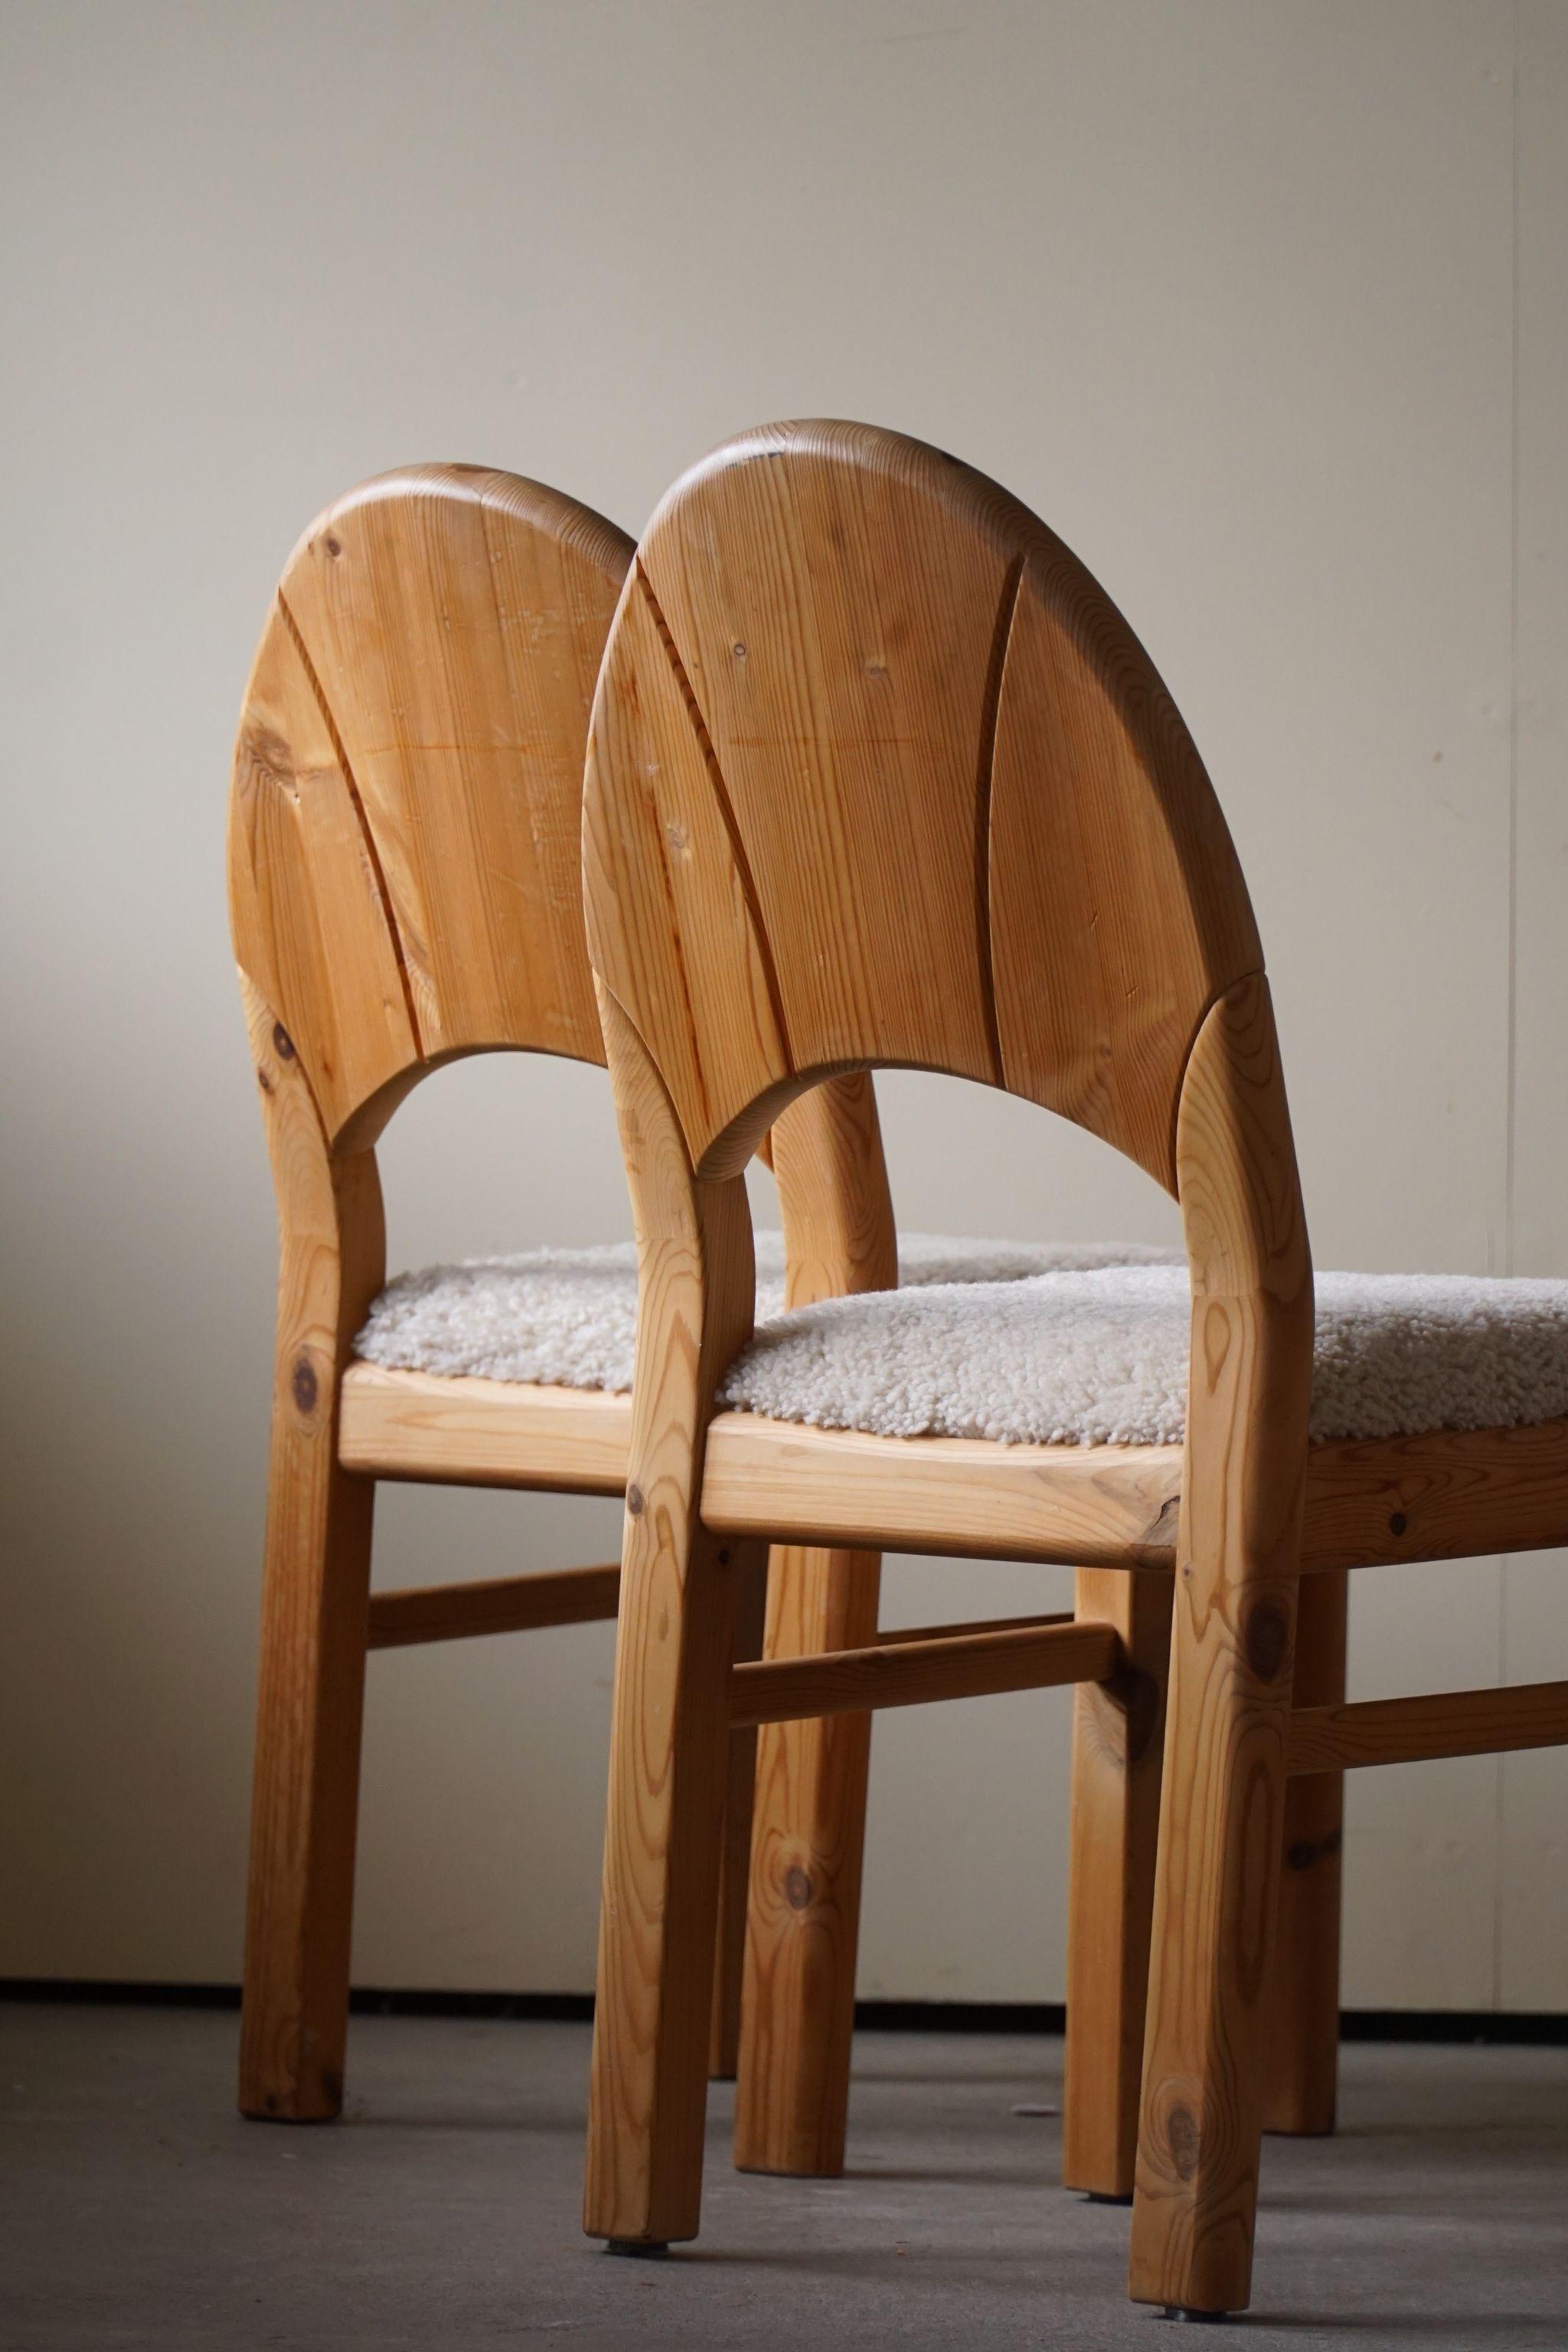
[709,1550,768,2080]
[580,421,1566,2305]
[365,1563,621,1650]
[232,468,631,1152]
[336,1366,1568,1575]
[338,1362,632,1491]
[583,989,769,2247]
[1289,1679,1568,1775]
[1063,1565,1172,2198]
[230,469,635,2129]
[701,1415,1184,1566]
[730,1616,1115,1726]
[1300,1417,1568,1570]
[583,420,1260,1186]
[736,1072,896,2177]
[229,609,416,1144]
[281,466,629,1094]
[1130,977,1313,2317]
[237,978,384,2122]
[1265,1565,1346,2137]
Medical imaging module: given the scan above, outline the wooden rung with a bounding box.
[367,1564,621,1651]
[730,1617,1119,1728]
[875,1610,1070,1648]
[1289,1678,1568,1775]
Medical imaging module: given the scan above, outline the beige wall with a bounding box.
[2,0,1563,2011]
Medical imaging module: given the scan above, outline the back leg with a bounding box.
[1265,1567,1346,2135]
[1063,1565,1172,2198]
[237,988,383,2121]
[710,1554,769,2080]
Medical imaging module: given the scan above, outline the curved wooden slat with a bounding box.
[228,616,418,1141]
[583,419,1260,1186]
[231,466,632,1146]
[990,542,1259,1185]
[283,466,629,1080]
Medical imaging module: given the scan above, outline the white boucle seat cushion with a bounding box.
[720,1265,1568,1447]
[355,1245,1568,1449]
[354,1234,1177,1397]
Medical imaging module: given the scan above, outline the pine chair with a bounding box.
[225,462,1129,2153]
[579,420,1568,2314]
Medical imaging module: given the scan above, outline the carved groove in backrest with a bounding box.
[230,466,632,1145]
[634,562,795,1073]
[275,586,425,1060]
[585,421,1262,1194]
[972,550,1026,1093]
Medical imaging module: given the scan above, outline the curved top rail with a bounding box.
[584,419,1261,1191]
[230,463,632,1145]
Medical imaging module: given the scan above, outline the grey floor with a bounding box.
[3,2005,1566,2350]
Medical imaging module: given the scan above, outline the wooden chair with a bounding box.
[579,419,1568,2314]
[227,462,904,2135]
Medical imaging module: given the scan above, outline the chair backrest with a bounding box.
[230,465,632,1148]
[583,420,1266,1198]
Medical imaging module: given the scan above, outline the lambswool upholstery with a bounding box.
[354,1234,1177,1392]
[720,1266,1568,1446]
[358,1245,1568,1449]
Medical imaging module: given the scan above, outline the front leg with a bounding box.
[583,989,765,2249]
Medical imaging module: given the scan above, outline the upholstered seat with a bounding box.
[358,1251,1568,1449]
[354,1234,1176,1394]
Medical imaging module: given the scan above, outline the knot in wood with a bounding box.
[1286,1827,1343,1873]
[1243,1597,1290,1683]
[291,1356,318,1416]
[1167,2104,1200,2183]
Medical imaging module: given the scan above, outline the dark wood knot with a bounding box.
[324,535,342,558]
[271,1023,296,1062]
[626,1483,644,1517]
[1286,1828,1343,1873]
[1243,1598,1290,1683]
[291,1357,318,1415]
[1389,1511,1408,1537]
[784,1866,814,1912]
[1167,2105,1200,2182]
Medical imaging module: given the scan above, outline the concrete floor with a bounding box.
[2,2005,1565,2349]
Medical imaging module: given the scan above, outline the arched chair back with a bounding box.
[230,464,630,1147]
[580,422,1314,2292]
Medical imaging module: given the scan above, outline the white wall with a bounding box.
[2,0,1563,2011]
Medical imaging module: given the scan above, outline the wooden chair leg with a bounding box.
[710,1553,770,2080]
[733,1541,881,2176]
[583,988,765,2249]
[238,1413,374,2119]
[237,986,383,2125]
[1265,1566,1346,2136]
[1128,1550,1300,2314]
[585,1507,769,2243]
[1062,1564,1172,2199]
[1129,978,1312,2317]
